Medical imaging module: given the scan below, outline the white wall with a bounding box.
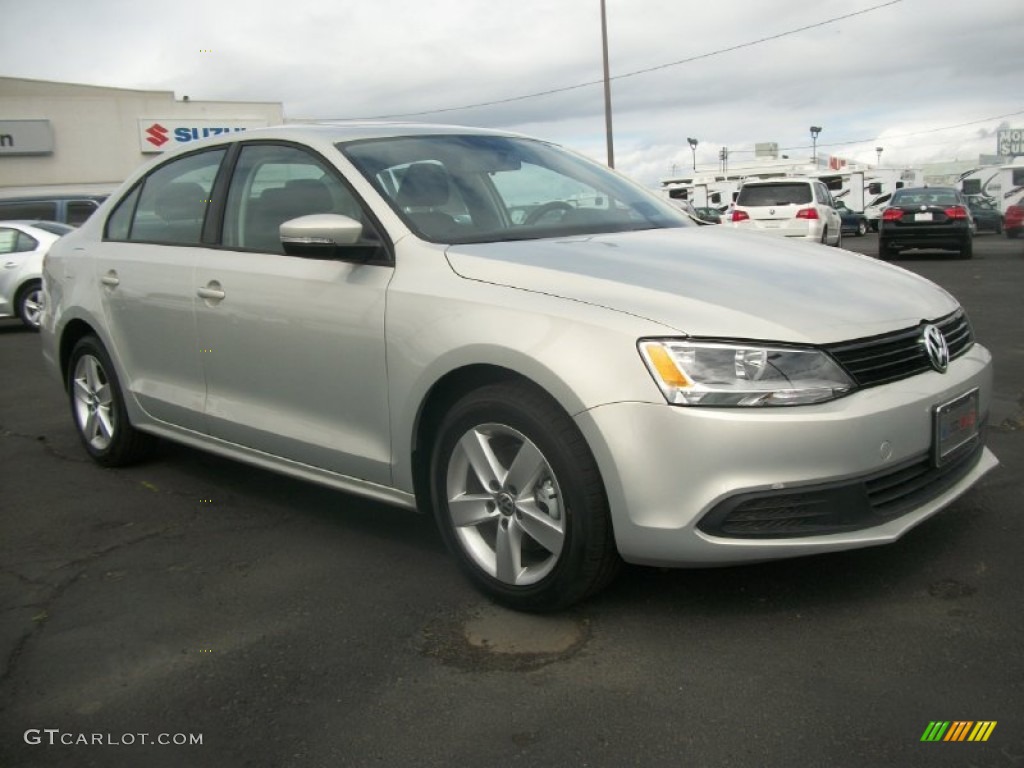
[0,78,283,190]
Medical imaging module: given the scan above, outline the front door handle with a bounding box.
[100,271,120,287]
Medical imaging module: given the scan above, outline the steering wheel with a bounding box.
[524,201,574,225]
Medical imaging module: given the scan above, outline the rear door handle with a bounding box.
[197,282,226,301]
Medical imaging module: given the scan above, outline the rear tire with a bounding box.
[1007,229,1020,239]
[15,280,44,331]
[429,381,619,611]
[959,237,973,260]
[878,238,894,260]
[856,220,868,236]
[67,336,156,466]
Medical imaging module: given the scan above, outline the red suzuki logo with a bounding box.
[145,123,169,147]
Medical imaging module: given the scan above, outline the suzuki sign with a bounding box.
[138,119,270,153]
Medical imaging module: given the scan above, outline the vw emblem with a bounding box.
[769,208,776,215]
[922,324,949,373]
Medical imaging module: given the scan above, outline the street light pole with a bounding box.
[809,126,822,166]
[875,146,883,167]
[600,0,614,168]
[687,137,698,171]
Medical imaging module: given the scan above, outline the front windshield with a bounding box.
[339,135,691,244]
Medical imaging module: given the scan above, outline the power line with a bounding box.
[722,109,1024,155]
[320,0,904,121]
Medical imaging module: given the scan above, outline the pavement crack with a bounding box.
[0,426,90,463]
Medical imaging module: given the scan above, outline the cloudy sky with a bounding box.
[1,0,1020,185]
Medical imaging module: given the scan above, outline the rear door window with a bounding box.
[107,149,225,245]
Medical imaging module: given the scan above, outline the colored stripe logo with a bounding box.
[921,721,997,742]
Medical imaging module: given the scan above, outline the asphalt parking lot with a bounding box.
[1,232,1021,768]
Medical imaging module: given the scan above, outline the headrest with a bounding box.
[396,163,450,208]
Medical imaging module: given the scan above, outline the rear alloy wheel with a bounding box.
[68,336,156,466]
[430,381,618,611]
[856,220,868,236]
[15,280,44,330]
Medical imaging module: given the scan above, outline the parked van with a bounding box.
[0,194,109,227]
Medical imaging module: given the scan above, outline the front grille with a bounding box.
[698,440,984,539]
[826,309,974,388]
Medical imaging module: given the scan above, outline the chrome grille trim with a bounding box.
[826,309,974,388]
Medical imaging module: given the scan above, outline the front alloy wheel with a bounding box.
[431,382,618,611]
[446,423,566,586]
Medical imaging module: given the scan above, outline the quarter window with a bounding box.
[222,144,376,254]
[0,228,38,254]
[109,149,225,245]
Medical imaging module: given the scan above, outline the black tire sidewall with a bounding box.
[429,383,613,611]
[67,336,142,466]
[15,280,42,330]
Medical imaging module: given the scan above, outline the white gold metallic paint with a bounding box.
[40,124,998,596]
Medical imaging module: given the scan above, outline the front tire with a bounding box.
[429,381,618,611]
[67,336,156,466]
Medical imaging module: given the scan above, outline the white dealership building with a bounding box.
[0,77,284,194]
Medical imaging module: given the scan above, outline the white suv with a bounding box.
[727,177,843,247]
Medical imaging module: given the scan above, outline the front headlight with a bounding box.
[638,339,855,406]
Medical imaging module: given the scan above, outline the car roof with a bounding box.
[0,219,72,235]
[740,177,817,186]
[197,122,525,147]
[893,186,957,195]
[0,194,108,202]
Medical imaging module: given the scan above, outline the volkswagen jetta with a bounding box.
[40,124,998,610]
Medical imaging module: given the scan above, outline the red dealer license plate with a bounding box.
[933,388,980,466]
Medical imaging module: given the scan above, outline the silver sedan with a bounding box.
[0,220,72,329]
[40,125,998,611]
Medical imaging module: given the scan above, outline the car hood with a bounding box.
[445,227,959,344]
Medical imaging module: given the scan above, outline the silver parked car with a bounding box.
[0,220,73,329]
[40,125,998,611]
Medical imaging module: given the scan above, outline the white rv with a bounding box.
[956,160,1024,214]
[815,168,923,230]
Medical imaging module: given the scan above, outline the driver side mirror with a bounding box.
[280,214,377,261]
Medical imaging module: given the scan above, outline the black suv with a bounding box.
[878,186,974,259]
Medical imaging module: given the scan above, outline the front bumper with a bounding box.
[575,343,998,567]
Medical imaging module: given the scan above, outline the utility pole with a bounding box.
[600,0,614,167]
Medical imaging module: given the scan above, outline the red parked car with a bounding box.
[1004,204,1024,239]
